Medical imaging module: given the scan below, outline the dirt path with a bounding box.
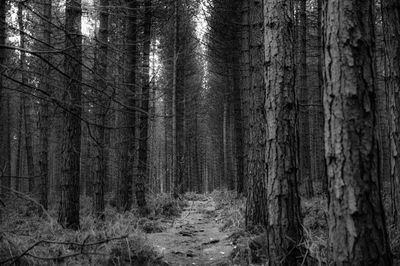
[147,198,233,266]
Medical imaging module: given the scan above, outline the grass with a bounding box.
[0,192,187,265]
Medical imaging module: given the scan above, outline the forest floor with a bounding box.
[148,196,233,265]
[2,189,399,265]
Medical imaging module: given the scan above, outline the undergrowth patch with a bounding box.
[0,192,188,265]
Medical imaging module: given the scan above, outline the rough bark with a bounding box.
[173,0,185,197]
[0,0,10,197]
[58,0,82,230]
[324,0,392,263]
[136,0,151,212]
[382,0,400,226]
[38,0,51,210]
[118,0,137,211]
[262,0,303,264]
[298,0,313,198]
[245,0,267,228]
[93,0,109,218]
[18,2,35,193]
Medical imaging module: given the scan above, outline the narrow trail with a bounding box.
[148,197,233,266]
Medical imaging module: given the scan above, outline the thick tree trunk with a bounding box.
[58,0,82,230]
[118,0,137,211]
[382,0,400,226]
[136,0,151,213]
[18,3,35,193]
[245,0,267,228]
[324,0,392,263]
[93,0,109,219]
[38,0,51,210]
[298,0,313,198]
[309,0,327,195]
[262,0,303,264]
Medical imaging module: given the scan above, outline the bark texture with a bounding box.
[382,0,400,226]
[38,0,52,210]
[137,0,151,212]
[58,0,82,230]
[263,0,303,264]
[324,0,392,263]
[245,0,267,228]
[93,0,109,218]
[118,0,137,211]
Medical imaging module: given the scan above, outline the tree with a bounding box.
[298,0,313,198]
[323,0,392,263]
[38,0,52,210]
[18,1,36,194]
[382,0,400,226]
[0,0,10,196]
[262,0,303,263]
[172,0,185,197]
[93,0,110,218]
[136,0,151,212]
[118,0,137,211]
[58,0,82,230]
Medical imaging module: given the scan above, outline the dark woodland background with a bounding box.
[0,0,399,265]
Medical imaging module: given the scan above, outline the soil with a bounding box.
[148,198,234,266]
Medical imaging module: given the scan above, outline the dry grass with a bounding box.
[0,192,188,266]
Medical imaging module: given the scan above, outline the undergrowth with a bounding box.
[209,190,329,265]
[0,192,186,265]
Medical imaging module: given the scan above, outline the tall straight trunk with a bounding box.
[15,102,23,191]
[0,0,10,197]
[240,0,250,197]
[38,0,51,210]
[382,0,400,226]
[298,0,313,198]
[172,0,185,197]
[18,3,35,193]
[223,102,228,189]
[58,0,82,230]
[245,0,267,228]
[309,0,327,194]
[324,0,392,263]
[93,0,109,218]
[118,0,137,211]
[262,0,303,264]
[136,0,151,212]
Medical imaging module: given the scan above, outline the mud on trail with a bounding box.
[147,197,234,266]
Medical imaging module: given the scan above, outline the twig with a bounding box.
[0,235,129,265]
[0,185,52,220]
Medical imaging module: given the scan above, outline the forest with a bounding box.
[0,0,399,265]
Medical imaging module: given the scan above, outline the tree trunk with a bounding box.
[136,0,151,213]
[18,2,35,193]
[298,0,313,198]
[15,102,23,192]
[118,0,137,211]
[245,0,267,228]
[0,0,10,198]
[324,0,392,263]
[173,0,185,197]
[38,0,51,210]
[382,0,400,226]
[262,0,304,264]
[58,0,82,230]
[93,0,109,219]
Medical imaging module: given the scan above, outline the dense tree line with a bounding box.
[0,0,399,264]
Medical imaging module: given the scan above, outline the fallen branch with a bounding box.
[0,185,52,220]
[0,235,129,265]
